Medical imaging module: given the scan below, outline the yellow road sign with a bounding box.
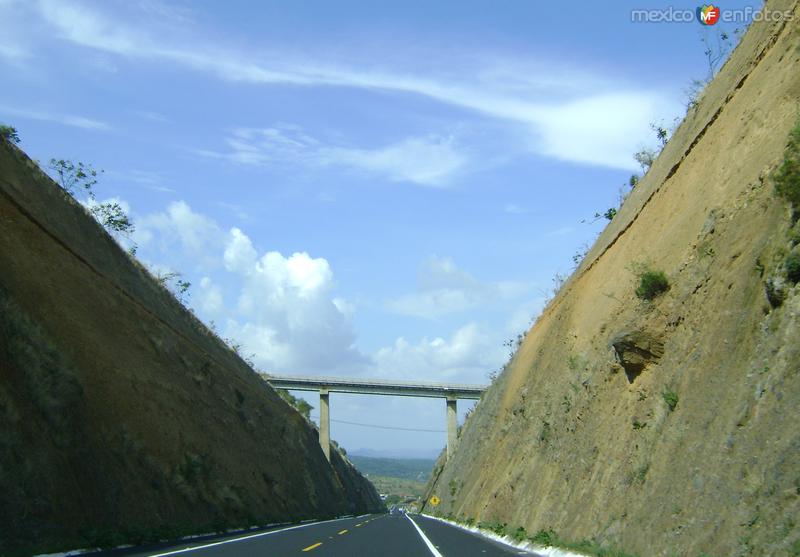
[429,495,441,506]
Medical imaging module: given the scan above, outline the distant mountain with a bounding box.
[349,455,436,483]
[350,447,442,460]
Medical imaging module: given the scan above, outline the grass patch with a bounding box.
[662,389,679,411]
[785,251,800,284]
[635,269,670,300]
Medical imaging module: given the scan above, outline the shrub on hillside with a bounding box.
[530,528,558,546]
[662,389,679,411]
[0,124,20,144]
[773,117,800,213]
[785,251,800,284]
[635,269,670,300]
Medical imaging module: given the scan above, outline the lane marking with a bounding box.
[405,514,444,557]
[338,529,348,535]
[148,517,352,556]
[302,542,323,552]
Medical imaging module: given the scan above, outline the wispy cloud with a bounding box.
[0,104,110,130]
[545,226,574,237]
[504,204,527,215]
[386,256,531,319]
[197,126,466,187]
[32,0,678,170]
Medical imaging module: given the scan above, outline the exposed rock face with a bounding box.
[610,330,665,383]
[423,3,800,556]
[0,141,383,557]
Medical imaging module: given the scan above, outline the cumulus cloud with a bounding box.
[197,126,465,187]
[219,228,366,373]
[131,202,367,374]
[134,201,224,267]
[386,256,530,319]
[373,323,505,384]
[196,276,224,316]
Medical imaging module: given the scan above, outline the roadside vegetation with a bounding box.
[432,515,639,557]
[276,389,313,420]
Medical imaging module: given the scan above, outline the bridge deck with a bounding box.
[262,374,486,399]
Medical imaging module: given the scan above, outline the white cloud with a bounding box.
[219,230,367,373]
[223,227,257,274]
[0,105,110,130]
[0,43,31,62]
[134,200,223,267]
[386,256,529,319]
[325,135,465,187]
[546,226,574,237]
[197,276,224,316]
[129,201,366,374]
[373,323,504,384]
[31,0,678,170]
[504,203,527,214]
[199,126,465,187]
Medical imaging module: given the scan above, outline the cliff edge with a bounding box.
[424,2,800,556]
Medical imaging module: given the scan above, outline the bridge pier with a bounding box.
[319,389,330,461]
[265,374,486,465]
[446,397,458,460]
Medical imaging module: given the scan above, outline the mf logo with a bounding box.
[697,4,721,25]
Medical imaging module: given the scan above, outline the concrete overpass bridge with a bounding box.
[262,374,487,461]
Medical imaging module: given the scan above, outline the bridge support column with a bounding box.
[319,389,330,462]
[446,397,457,460]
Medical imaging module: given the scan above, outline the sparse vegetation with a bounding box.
[90,201,135,237]
[786,251,800,284]
[634,267,670,301]
[662,389,679,411]
[474,522,642,557]
[155,270,192,302]
[531,528,558,546]
[0,123,20,144]
[478,521,508,536]
[48,158,136,241]
[773,116,800,214]
[277,389,313,420]
[634,148,657,173]
[511,526,528,542]
[595,207,617,222]
[49,159,102,198]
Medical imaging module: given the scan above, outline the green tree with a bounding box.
[49,159,101,199]
[48,158,136,240]
[90,201,135,236]
[0,124,20,144]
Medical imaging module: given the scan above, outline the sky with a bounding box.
[0,0,759,458]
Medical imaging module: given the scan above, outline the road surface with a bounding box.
[112,513,538,556]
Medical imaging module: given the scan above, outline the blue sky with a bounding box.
[0,0,756,457]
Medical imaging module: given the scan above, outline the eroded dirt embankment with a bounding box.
[424,2,800,556]
[0,141,383,557]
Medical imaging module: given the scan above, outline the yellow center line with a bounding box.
[302,542,323,552]
[338,529,348,535]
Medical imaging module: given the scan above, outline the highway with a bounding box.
[112,513,537,556]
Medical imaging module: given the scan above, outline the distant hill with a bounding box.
[349,455,435,483]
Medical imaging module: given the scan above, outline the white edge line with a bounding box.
[420,514,587,557]
[405,514,444,557]
[148,516,354,556]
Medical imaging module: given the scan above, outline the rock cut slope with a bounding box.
[424,2,800,556]
[0,141,383,557]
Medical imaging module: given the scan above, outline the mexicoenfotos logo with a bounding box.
[631,5,793,23]
[697,4,721,25]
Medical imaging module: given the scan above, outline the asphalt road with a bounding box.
[115,513,537,556]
